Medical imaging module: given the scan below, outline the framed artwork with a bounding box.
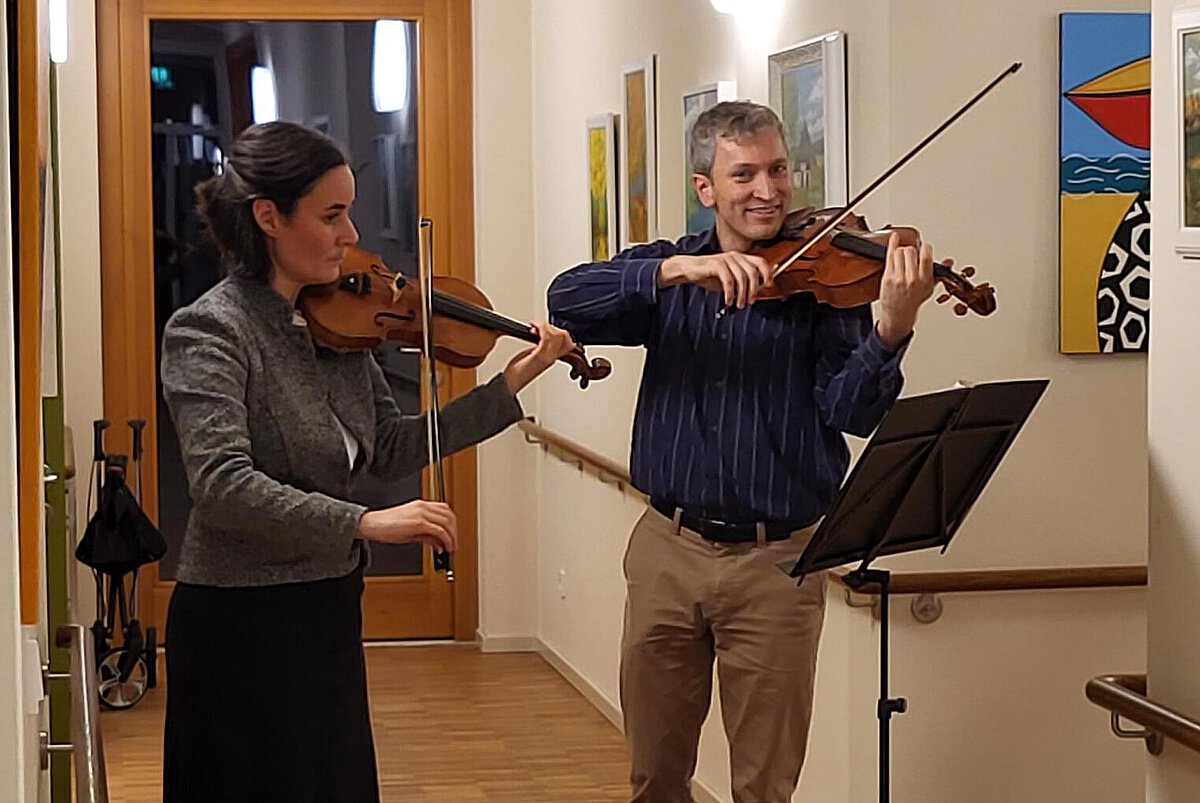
[768,31,848,211]
[621,55,657,247]
[683,80,737,235]
[1059,12,1150,354]
[1175,6,1200,257]
[586,113,619,261]
[374,132,400,240]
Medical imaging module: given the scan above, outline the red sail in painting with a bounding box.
[1063,56,1150,148]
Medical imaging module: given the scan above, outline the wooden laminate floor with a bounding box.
[99,646,631,802]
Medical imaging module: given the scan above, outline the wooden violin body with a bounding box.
[297,247,612,388]
[748,207,997,318]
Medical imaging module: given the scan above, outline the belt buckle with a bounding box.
[705,516,754,545]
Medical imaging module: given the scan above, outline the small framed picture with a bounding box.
[768,31,848,210]
[1175,6,1200,257]
[682,80,737,235]
[586,113,619,261]
[621,55,658,247]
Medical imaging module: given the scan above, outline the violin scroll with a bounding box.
[561,348,613,389]
[929,260,995,318]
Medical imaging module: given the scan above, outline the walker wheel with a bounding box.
[97,648,149,710]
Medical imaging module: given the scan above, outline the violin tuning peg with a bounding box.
[954,303,968,317]
[937,293,951,304]
[962,266,976,278]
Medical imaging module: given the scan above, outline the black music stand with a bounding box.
[780,379,1049,803]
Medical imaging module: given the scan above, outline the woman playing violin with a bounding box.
[547,100,939,803]
[159,120,574,802]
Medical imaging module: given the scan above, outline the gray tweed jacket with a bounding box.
[160,276,523,587]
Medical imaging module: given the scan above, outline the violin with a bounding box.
[297,246,612,388]
[748,206,996,317]
[736,61,1023,319]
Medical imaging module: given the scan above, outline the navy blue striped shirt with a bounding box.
[547,228,909,525]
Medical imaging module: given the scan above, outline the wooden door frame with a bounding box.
[15,0,50,625]
[96,0,480,640]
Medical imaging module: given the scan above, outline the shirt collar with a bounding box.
[680,226,722,255]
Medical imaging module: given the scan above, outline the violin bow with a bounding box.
[772,61,1023,279]
[417,217,453,581]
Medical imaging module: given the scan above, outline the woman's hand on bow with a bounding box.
[357,501,458,552]
[503,321,577,394]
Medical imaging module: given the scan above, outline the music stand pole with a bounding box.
[844,568,907,803]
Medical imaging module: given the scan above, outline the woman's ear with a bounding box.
[252,198,281,237]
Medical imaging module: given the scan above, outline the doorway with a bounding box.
[97,0,479,641]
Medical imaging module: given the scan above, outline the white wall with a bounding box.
[525,0,1149,570]
[469,0,1154,800]
[1,1,33,797]
[472,0,540,646]
[1147,1,1200,797]
[57,0,104,630]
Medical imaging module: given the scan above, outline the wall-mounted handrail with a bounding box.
[1086,673,1200,756]
[45,624,108,802]
[518,418,1148,596]
[518,418,640,498]
[831,565,1146,595]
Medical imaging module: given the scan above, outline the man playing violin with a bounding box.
[547,101,938,803]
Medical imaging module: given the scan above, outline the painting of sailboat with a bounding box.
[1059,12,1151,354]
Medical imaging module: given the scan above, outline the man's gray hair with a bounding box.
[688,101,786,177]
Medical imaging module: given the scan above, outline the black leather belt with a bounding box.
[650,499,806,544]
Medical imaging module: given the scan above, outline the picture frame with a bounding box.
[586,113,619,261]
[621,55,657,247]
[768,31,848,210]
[1058,12,1151,354]
[1175,5,1200,257]
[682,80,737,235]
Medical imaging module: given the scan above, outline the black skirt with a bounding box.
[163,564,379,803]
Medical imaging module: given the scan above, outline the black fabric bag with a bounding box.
[76,463,167,575]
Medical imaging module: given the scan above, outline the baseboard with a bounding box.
[475,631,540,653]
[534,638,624,732]
[533,639,727,803]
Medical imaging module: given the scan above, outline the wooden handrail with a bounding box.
[518,418,638,495]
[518,419,1148,596]
[831,565,1146,595]
[1087,673,1200,756]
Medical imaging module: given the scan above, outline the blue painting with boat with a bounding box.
[1059,12,1150,354]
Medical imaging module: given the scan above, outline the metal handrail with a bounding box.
[1087,673,1200,757]
[518,418,1148,596]
[45,624,108,802]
